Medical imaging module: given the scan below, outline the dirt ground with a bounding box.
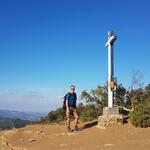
[1,121,150,150]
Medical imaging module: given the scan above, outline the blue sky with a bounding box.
[0,0,150,113]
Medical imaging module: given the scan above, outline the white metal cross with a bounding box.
[105,31,117,108]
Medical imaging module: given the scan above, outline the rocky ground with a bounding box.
[1,121,150,150]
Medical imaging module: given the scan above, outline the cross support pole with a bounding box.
[105,31,117,108]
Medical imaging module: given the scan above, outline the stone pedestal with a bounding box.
[97,107,123,129]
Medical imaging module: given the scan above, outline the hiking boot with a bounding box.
[74,125,79,131]
[67,126,72,132]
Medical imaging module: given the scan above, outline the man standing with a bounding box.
[66,85,79,132]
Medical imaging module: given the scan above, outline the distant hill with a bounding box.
[0,110,46,130]
[0,118,30,130]
[0,110,46,121]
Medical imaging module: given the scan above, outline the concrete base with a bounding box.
[97,107,123,129]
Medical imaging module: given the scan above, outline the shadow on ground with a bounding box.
[79,120,98,131]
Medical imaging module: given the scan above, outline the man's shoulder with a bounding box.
[66,92,77,97]
[67,92,77,95]
[66,92,72,98]
[74,92,77,98]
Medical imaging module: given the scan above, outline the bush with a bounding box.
[37,108,66,124]
[47,108,66,123]
[78,104,102,122]
[38,103,103,124]
[130,101,150,128]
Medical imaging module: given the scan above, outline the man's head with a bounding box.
[70,85,75,94]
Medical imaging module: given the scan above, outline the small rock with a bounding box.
[59,143,68,147]
[67,132,77,136]
[20,138,24,141]
[24,131,32,133]
[104,143,114,147]
[36,130,43,134]
[28,139,36,142]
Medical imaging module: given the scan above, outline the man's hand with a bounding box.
[66,100,70,113]
[66,107,70,113]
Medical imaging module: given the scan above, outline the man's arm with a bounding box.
[66,94,70,112]
[75,93,77,107]
[66,99,69,110]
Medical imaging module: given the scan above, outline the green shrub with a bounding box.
[38,103,103,124]
[130,101,150,128]
[79,104,102,122]
[47,108,66,123]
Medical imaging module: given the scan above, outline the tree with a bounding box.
[131,70,144,90]
[145,84,150,98]
[130,100,150,128]
[81,85,108,107]
[114,84,127,106]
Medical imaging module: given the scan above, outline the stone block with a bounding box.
[97,107,123,129]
